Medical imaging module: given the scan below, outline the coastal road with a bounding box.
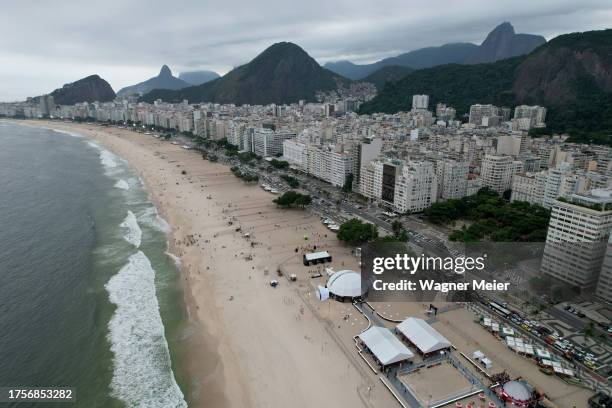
[547,307,588,331]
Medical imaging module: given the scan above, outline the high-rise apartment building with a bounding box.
[542,163,573,209]
[511,172,547,205]
[282,139,308,171]
[480,155,522,194]
[38,94,55,117]
[282,140,353,188]
[595,235,612,302]
[250,128,295,157]
[513,105,547,130]
[351,138,382,193]
[469,104,499,126]
[436,159,469,200]
[361,159,437,213]
[412,95,429,111]
[541,189,612,290]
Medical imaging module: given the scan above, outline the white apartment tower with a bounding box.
[282,139,307,171]
[436,159,469,200]
[282,141,353,188]
[511,172,547,205]
[250,128,295,157]
[595,235,612,302]
[543,163,573,209]
[412,95,429,111]
[469,104,500,126]
[480,155,522,194]
[541,189,612,290]
[514,105,547,129]
[394,161,438,213]
[362,159,437,213]
[352,138,383,193]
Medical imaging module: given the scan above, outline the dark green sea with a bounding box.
[0,122,189,407]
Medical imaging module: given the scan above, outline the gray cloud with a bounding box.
[1,0,611,100]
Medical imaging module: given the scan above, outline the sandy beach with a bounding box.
[16,120,594,408]
[21,120,394,408]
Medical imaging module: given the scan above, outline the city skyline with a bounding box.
[2,0,612,101]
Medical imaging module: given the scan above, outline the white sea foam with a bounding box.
[114,179,130,190]
[120,211,142,248]
[140,206,172,234]
[105,251,187,408]
[165,251,182,267]
[86,140,100,149]
[100,150,119,169]
[84,140,123,176]
[51,128,84,138]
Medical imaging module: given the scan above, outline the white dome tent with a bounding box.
[501,380,533,406]
[326,270,365,301]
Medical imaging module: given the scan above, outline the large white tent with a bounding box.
[396,317,452,355]
[358,326,414,366]
[327,270,364,299]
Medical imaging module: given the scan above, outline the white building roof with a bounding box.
[358,326,414,365]
[327,270,364,298]
[536,349,551,359]
[396,317,452,354]
[304,251,331,261]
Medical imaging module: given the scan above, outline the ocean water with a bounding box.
[0,122,189,407]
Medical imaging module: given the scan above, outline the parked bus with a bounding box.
[489,301,511,317]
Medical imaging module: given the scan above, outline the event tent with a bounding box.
[396,317,452,354]
[358,326,414,366]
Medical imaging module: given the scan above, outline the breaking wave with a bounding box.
[105,251,187,408]
[120,211,142,248]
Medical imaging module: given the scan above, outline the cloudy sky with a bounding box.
[1,0,611,101]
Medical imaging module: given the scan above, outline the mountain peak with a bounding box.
[141,42,346,105]
[466,22,545,64]
[257,42,311,60]
[117,65,189,98]
[490,22,515,37]
[159,65,172,77]
[47,74,115,104]
[267,41,304,52]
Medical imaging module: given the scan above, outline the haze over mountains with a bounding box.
[116,65,190,97]
[325,22,546,80]
[178,70,220,86]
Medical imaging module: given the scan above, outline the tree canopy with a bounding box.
[281,175,299,188]
[270,159,290,169]
[273,191,312,208]
[424,188,550,242]
[337,218,379,245]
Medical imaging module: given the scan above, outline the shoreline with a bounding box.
[19,120,376,408]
